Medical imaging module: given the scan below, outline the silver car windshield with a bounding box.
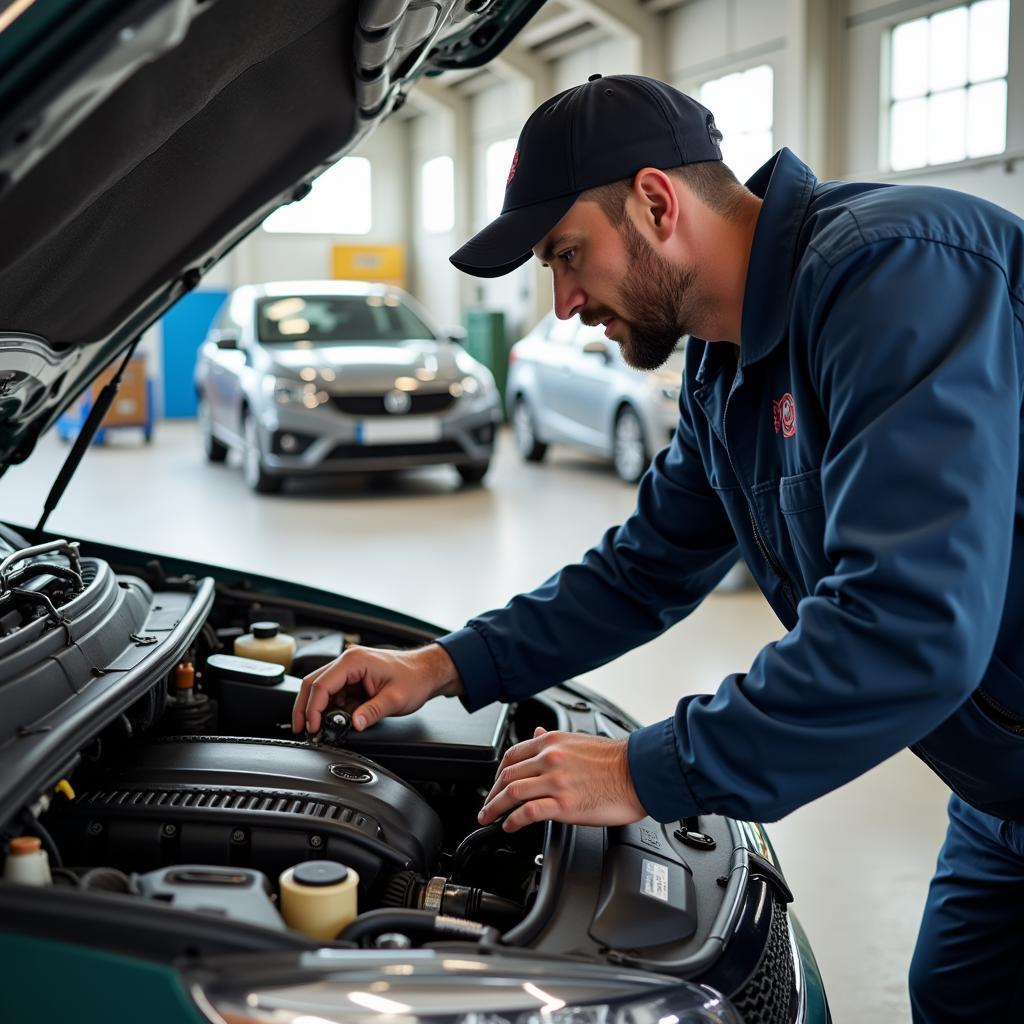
[257,295,435,344]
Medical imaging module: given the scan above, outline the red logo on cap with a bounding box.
[506,150,519,187]
[772,393,797,438]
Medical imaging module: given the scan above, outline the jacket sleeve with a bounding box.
[437,389,739,711]
[628,238,1021,823]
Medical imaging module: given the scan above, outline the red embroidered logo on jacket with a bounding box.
[772,393,797,438]
[506,150,519,187]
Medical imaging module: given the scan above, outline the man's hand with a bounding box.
[291,642,464,736]
[478,727,647,832]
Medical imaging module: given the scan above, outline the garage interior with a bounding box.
[2,1,1022,1021]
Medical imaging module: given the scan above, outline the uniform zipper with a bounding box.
[973,688,1024,736]
[722,368,799,615]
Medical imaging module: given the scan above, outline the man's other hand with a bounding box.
[291,642,464,736]
[478,727,647,832]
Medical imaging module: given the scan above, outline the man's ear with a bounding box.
[630,167,678,241]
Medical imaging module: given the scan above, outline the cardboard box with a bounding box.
[92,357,148,427]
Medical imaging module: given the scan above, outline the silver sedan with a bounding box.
[195,281,502,493]
[506,313,684,482]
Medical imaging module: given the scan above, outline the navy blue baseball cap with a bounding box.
[450,74,723,279]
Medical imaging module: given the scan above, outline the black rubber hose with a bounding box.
[4,563,84,593]
[449,823,507,881]
[19,811,62,869]
[338,908,501,947]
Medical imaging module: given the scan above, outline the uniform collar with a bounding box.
[738,148,817,367]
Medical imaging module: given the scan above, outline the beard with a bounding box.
[585,216,700,371]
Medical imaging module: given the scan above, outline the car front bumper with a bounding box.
[256,395,502,475]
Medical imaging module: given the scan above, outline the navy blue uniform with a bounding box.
[439,148,1024,1020]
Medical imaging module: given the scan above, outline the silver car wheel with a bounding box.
[613,406,647,483]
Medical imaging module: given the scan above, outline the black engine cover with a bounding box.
[45,737,443,891]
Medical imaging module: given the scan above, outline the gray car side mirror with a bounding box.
[582,339,611,362]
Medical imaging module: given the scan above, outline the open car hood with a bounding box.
[0,0,542,472]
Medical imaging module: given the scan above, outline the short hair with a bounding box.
[581,161,749,225]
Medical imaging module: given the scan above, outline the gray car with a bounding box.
[195,281,502,492]
[507,313,684,482]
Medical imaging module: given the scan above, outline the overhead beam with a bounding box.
[490,40,553,86]
[518,8,591,48]
[641,0,686,12]
[559,0,665,75]
[534,25,608,62]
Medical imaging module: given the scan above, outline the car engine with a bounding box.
[0,526,804,1024]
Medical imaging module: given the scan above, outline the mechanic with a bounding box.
[293,75,1024,1021]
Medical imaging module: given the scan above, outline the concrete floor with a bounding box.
[3,421,953,1021]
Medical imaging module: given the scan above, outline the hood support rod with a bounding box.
[35,338,141,533]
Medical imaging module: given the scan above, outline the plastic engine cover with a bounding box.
[44,737,443,890]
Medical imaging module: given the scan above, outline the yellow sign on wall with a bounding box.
[331,244,406,289]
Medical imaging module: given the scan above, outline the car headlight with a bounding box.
[660,386,680,402]
[265,376,308,406]
[194,955,741,1024]
[451,375,493,399]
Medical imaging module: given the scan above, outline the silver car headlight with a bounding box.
[265,376,308,406]
[451,375,494,399]
[660,386,680,402]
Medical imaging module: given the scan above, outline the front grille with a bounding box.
[331,391,455,416]
[731,896,797,1024]
[327,440,463,459]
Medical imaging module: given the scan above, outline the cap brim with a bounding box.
[450,193,579,278]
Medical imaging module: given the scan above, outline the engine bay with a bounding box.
[0,525,801,1022]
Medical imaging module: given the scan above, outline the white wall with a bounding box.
[410,112,461,328]
[841,0,1024,216]
[225,119,411,286]
[469,79,535,340]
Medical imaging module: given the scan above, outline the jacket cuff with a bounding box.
[627,719,700,823]
[435,626,501,713]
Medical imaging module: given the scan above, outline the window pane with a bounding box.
[485,138,517,220]
[891,17,929,99]
[969,0,1009,81]
[890,97,928,170]
[929,6,969,93]
[966,78,1007,157]
[421,156,454,234]
[263,157,372,235]
[700,66,774,179]
[698,77,725,118]
[743,65,773,132]
[927,89,967,165]
[723,131,773,183]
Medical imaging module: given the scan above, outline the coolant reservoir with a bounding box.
[4,836,52,886]
[279,861,359,940]
[234,621,295,672]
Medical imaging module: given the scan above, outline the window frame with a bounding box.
[882,0,1010,172]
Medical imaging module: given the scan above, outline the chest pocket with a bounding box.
[778,469,829,594]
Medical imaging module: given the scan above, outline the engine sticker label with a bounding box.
[641,859,669,902]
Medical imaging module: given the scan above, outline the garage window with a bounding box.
[421,156,455,234]
[886,1,1009,171]
[263,157,373,234]
[698,65,774,183]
